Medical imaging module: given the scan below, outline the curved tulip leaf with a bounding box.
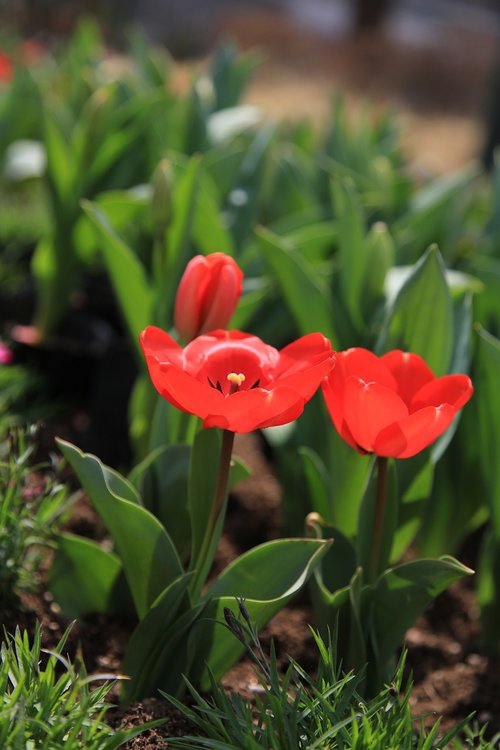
[370,556,473,670]
[256,225,338,347]
[377,246,453,377]
[56,439,183,620]
[195,538,332,685]
[81,199,153,361]
[49,532,132,618]
[121,573,194,703]
[331,178,367,333]
[299,446,331,521]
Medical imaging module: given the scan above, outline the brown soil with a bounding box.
[4,431,500,747]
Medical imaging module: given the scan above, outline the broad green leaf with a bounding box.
[377,246,453,376]
[370,556,473,669]
[475,326,500,535]
[256,226,337,346]
[326,427,373,538]
[121,573,193,703]
[393,167,478,263]
[81,200,153,359]
[56,439,183,620]
[43,105,75,204]
[196,538,331,685]
[313,524,357,595]
[193,171,234,255]
[299,446,331,521]
[331,179,366,332]
[49,532,132,618]
[477,530,500,654]
[164,156,203,296]
[361,222,395,319]
[133,443,191,559]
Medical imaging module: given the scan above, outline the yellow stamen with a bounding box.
[227,372,246,387]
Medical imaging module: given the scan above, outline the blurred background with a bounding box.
[1,0,500,172]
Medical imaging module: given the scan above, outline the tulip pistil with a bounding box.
[227,372,246,387]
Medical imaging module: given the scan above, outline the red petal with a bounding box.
[140,326,183,366]
[343,377,408,453]
[156,362,223,417]
[277,333,333,376]
[276,351,336,401]
[380,350,435,406]
[202,387,303,432]
[174,260,208,341]
[322,348,398,451]
[321,376,360,451]
[374,404,456,458]
[411,374,473,412]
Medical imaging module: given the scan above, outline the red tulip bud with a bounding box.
[174,253,243,342]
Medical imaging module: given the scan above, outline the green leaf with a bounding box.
[56,439,183,620]
[477,529,500,654]
[133,442,191,560]
[255,225,338,347]
[370,556,473,670]
[331,179,367,332]
[377,246,453,376]
[81,200,153,360]
[49,532,132,618]
[43,105,75,204]
[475,325,500,535]
[193,172,235,255]
[162,156,203,310]
[196,538,331,685]
[299,446,331,521]
[326,428,373,538]
[121,573,193,703]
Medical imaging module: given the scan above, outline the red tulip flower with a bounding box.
[174,253,243,343]
[0,51,12,84]
[141,327,336,433]
[322,348,473,459]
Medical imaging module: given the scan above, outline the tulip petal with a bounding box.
[380,350,435,406]
[202,386,303,432]
[343,377,408,453]
[321,377,360,451]
[156,363,224,417]
[411,374,473,412]
[200,264,241,334]
[277,333,333,376]
[140,326,183,366]
[276,351,336,401]
[374,404,456,458]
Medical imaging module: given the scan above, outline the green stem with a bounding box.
[189,429,235,599]
[369,455,388,582]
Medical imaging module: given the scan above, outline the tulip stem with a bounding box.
[190,429,235,600]
[370,455,388,582]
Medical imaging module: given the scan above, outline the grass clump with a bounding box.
[0,425,68,609]
[0,622,161,749]
[166,599,499,750]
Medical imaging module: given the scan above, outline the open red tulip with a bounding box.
[322,348,473,459]
[174,253,243,342]
[141,327,336,433]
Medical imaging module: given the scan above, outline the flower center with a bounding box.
[227,372,246,388]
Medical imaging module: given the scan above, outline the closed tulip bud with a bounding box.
[174,253,243,342]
